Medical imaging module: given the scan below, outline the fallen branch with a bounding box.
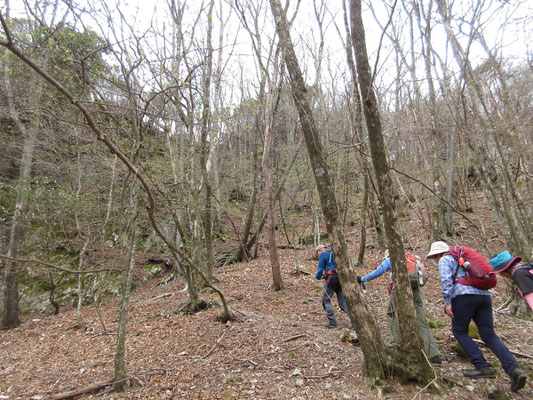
[45,377,115,400]
[0,254,120,274]
[200,330,227,360]
[302,370,340,379]
[284,334,307,342]
[411,351,438,400]
[496,296,513,312]
[241,359,259,366]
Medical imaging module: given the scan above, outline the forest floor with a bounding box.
[1,200,533,400]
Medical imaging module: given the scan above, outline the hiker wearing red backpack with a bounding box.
[356,250,443,364]
[426,241,527,393]
[315,244,350,329]
[489,251,533,312]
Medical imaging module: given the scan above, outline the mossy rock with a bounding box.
[141,262,167,279]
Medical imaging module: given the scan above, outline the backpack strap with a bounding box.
[451,248,464,285]
[515,263,533,271]
[326,250,337,276]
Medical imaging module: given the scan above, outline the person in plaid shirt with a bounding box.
[426,241,526,393]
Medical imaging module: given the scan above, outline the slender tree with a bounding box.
[269,0,391,381]
[349,0,433,381]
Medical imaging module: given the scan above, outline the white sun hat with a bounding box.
[426,241,449,259]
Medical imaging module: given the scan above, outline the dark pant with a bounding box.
[451,294,517,374]
[322,277,349,325]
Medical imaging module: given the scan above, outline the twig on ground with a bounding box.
[284,334,307,342]
[45,377,115,400]
[411,351,438,400]
[302,370,340,379]
[200,331,227,360]
[240,359,259,366]
[496,296,513,312]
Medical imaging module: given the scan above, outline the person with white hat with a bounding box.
[490,251,533,312]
[426,241,526,392]
[315,244,349,329]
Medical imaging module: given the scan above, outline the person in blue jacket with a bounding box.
[315,244,349,328]
[357,250,442,364]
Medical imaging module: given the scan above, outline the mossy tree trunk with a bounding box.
[269,0,391,381]
[348,0,433,383]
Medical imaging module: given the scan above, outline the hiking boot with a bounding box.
[386,341,396,348]
[323,322,337,329]
[430,355,443,364]
[510,367,527,392]
[463,367,495,379]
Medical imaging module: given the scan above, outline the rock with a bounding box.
[294,379,305,387]
[485,384,500,399]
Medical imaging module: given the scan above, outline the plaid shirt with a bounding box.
[438,253,490,305]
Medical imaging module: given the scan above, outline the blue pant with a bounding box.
[451,294,517,374]
[322,281,349,325]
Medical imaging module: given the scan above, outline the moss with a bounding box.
[468,323,480,339]
[141,262,167,279]
[426,314,448,329]
[227,376,243,383]
[27,278,54,293]
[452,343,468,359]
[221,390,235,399]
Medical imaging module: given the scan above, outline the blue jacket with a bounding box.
[360,257,393,284]
[315,250,337,280]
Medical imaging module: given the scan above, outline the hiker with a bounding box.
[426,241,527,392]
[315,244,349,329]
[489,251,533,312]
[356,250,443,364]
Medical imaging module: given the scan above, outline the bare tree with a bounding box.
[269,0,394,381]
[2,1,67,329]
[349,0,433,381]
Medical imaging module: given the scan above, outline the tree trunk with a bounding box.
[199,0,215,282]
[2,56,43,329]
[262,44,284,291]
[114,205,138,392]
[269,0,390,381]
[348,0,433,382]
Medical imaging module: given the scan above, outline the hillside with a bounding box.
[1,223,532,399]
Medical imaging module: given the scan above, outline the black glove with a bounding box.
[357,276,362,283]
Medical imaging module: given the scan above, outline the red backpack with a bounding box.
[405,253,427,289]
[448,246,497,290]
